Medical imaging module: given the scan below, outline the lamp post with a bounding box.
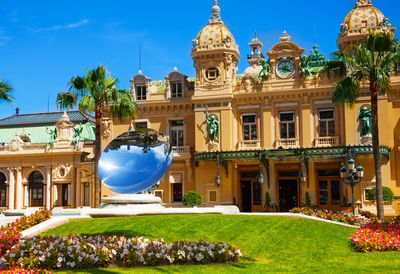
[339,158,364,215]
[215,154,221,187]
[258,155,264,185]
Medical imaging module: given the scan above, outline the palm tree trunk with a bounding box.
[94,106,102,207]
[370,83,384,219]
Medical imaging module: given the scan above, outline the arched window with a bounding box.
[28,171,43,207]
[0,173,6,207]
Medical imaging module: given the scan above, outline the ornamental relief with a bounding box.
[102,119,112,139]
[52,164,72,181]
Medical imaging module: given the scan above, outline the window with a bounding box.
[136,85,146,101]
[171,82,183,98]
[135,122,147,129]
[206,68,219,80]
[318,109,335,137]
[279,111,295,139]
[318,169,342,207]
[83,182,90,206]
[209,190,217,202]
[0,173,6,207]
[170,120,184,147]
[252,182,261,205]
[242,114,257,140]
[154,190,163,200]
[28,171,44,207]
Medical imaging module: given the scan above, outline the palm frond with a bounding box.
[110,89,137,120]
[78,96,95,113]
[332,76,360,107]
[56,92,77,110]
[0,78,14,103]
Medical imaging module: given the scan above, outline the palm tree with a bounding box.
[57,65,137,206]
[324,32,400,219]
[0,78,13,103]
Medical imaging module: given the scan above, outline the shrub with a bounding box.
[350,219,400,252]
[182,191,203,207]
[290,207,364,226]
[3,235,242,270]
[0,209,52,256]
[366,187,394,204]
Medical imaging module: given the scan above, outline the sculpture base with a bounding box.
[84,194,239,218]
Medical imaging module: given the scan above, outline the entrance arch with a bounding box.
[0,173,6,207]
[28,171,44,207]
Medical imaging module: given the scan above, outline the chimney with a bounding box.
[15,108,20,115]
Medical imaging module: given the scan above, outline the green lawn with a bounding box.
[41,214,400,273]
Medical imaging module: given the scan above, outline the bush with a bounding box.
[305,192,311,207]
[366,187,394,204]
[182,191,203,207]
[290,207,364,226]
[350,219,400,252]
[0,209,51,256]
[3,235,242,270]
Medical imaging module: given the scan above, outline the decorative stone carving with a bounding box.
[52,164,72,181]
[9,134,24,152]
[102,119,112,139]
[55,112,74,142]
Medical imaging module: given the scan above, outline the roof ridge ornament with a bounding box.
[355,0,372,7]
[280,30,291,42]
[209,0,222,23]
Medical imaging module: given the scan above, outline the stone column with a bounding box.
[15,167,23,209]
[7,168,15,210]
[46,168,51,210]
[75,168,81,207]
[23,185,29,208]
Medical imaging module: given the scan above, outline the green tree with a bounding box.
[56,65,137,205]
[324,32,400,219]
[0,78,13,103]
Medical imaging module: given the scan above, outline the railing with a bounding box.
[237,140,261,150]
[172,146,191,157]
[275,138,299,149]
[315,136,339,147]
[0,143,47,154]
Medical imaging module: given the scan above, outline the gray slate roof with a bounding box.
[0,111,95,128]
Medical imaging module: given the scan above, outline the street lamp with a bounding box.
[259,160,264,185]
[339,158,364,215]
[215,154,221,187]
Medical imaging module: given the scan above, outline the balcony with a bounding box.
[315,136,339,147]
[237,140,261,150]
[172,146,191,158]
[275,138,299,149]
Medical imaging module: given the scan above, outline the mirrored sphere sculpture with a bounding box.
[98,129,173,194]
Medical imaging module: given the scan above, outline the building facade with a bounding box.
[103,0,400,215]
[0,111,96,210]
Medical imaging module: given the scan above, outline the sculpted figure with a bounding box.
[205,106,219,143]
[46,127,57,148]
[359,106,372,136]
[257,57,270,82]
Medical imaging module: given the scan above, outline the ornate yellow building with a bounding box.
[103,0,400,215]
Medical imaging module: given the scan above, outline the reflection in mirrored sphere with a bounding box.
[98,129,173,194]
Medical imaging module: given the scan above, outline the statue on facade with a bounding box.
[359,106,372,136]
[46,127,57,148]
[73,124,84,150]
[205,106,219,143]
[257,57,270,82]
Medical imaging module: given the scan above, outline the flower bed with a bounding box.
[290,207,363,226]
[0,266,51,273]
[0,209,51,256]
[350,218,400,252]
[2,235,242,270]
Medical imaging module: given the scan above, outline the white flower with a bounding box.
[58,257,63,262]
[39,255,45,262]
[56,262,62,268]
[78,256,82,262]
[195,253,204,261]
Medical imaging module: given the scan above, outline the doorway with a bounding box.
[62,184,69,206]
[278,180,298,212]
[240,171,262,212]
[241,181,252,212]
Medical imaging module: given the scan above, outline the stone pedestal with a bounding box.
[84,194,239,217]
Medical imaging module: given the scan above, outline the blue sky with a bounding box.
[0,0,398,118]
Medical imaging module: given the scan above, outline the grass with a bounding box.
[40,214,400,273]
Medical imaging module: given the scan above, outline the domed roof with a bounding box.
[192,1,238,51]
[196,23,237,49]
[341,0,389,33]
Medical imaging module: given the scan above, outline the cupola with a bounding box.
[337,0,395,51]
